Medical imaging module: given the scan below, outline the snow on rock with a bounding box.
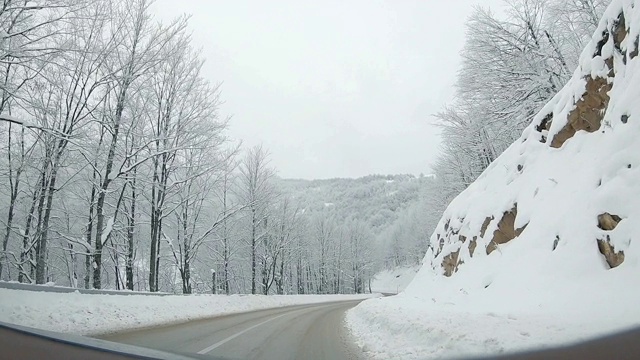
[0,289,376,336]
[370,266,420,294]
[347,1,640,359]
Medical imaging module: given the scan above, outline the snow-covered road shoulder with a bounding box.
[0,288,377,336]
[346,292,640,360]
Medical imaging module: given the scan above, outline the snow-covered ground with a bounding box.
[348,264,640,359]
[347,1,640,358]
[370,266,419,294]
[0,288,376,336]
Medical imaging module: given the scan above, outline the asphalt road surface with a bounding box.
[100,300,365,360]
[3,299,640,360]
[0,321,200,360]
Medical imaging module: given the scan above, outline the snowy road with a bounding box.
[100,300,365,360]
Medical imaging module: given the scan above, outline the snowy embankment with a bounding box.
[0,288,376,336]
[370,265,419,294]
[348,267,640,359]
[347,1,640,358]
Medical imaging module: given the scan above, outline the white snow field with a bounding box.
[347,0,640,359]
[370,265,420,294]
[0,288,376,336]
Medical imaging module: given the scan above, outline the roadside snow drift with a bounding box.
[347,1,640,359]
[0,289,374,336]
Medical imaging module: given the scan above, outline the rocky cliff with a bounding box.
[426,0,640,279]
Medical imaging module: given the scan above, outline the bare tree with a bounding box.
[91,0,187,289]
[213,149,241,295]
[238,145,275,294]
[313,212,335,294]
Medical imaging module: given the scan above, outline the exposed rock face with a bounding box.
[597,213,625,268]
[442,249,461,277]
[479,217,492,238]
[468,237,477,258]
[435,203,530,277]
[427,2,639,277]
[486,206,528,255]
[548,14,628,148]
[598,213,622,231]
[598,237,625,268]
[549,76,612,148]
[631,35,639,59]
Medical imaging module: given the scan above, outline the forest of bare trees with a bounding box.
[0,0,388,294]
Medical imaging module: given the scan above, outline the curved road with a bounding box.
[3,298,640,359]
[100,300,365,360]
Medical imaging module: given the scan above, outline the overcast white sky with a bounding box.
[151,0,501,179]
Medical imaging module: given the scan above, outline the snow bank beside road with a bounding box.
[0,289,376,336]
[347,271,640,360]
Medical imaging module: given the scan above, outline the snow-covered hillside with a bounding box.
[347,1,640,358]
[369,266,419,294]
[277,174,428,234]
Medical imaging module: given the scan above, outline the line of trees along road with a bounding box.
[0,0,384,294]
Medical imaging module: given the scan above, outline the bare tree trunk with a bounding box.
[18,170,43,283]
[65,243,77,288]
[149,138,171,292]
[276,250,285,295]
[149,159,159,292]
[93,83,127,289]
[84,130,104,289]
[92,193,107,289]
[114,251,120,290]
[84,183,96,288]
[297,252,304,294]
[181,204,191,294]
[261,255,268,295]
[288,256,293,295]
[125,165,137,290]
[336,234,343,294]
[251,208,257,294]
[223,241,230,294]
[182,256,191,294]
[1,125,21,280]
[149,162,168,292]
[320,247,326,294]
[222,174,230,295]
[36,150,62,284]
